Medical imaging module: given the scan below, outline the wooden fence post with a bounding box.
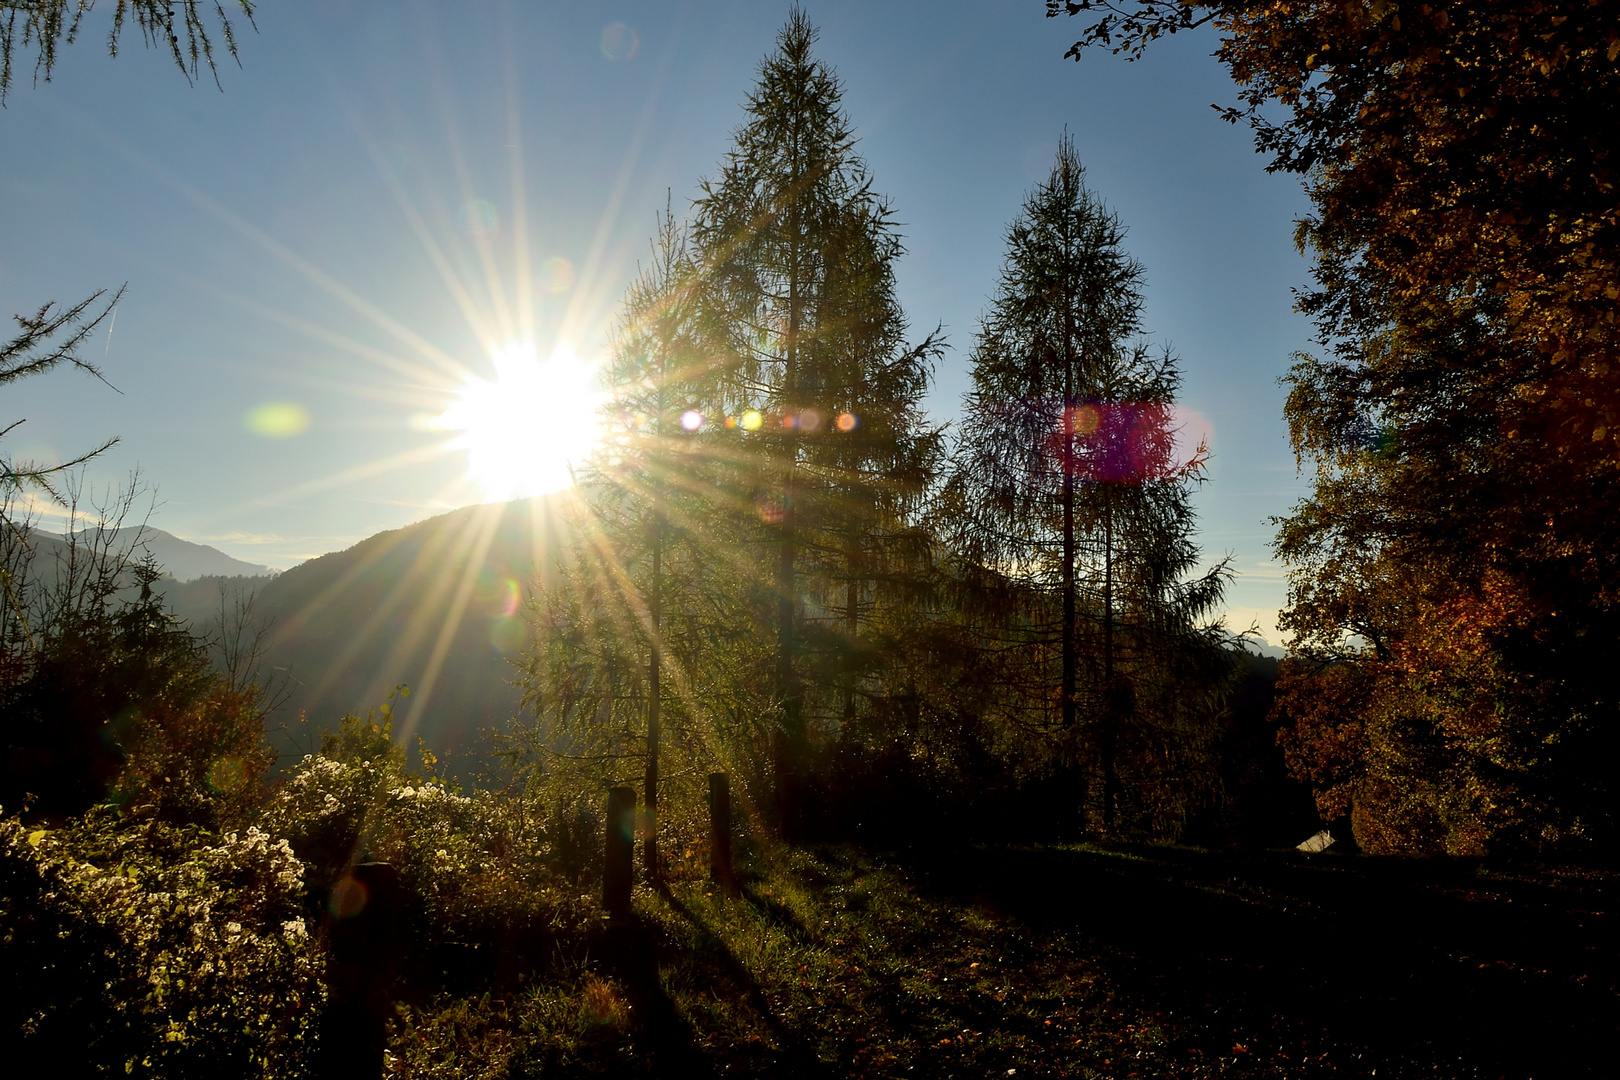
[708,771,736,895]
[320,861,400,1079]
[604,785,636,916]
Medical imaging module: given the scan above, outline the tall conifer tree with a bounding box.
[689,10,939,825]
[944,139,1228,833]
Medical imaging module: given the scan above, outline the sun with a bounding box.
[440,340,604,500]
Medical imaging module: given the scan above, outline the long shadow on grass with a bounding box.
[656,889,835,1078]
[595,913,720,1080]
[899,842,1620,1078]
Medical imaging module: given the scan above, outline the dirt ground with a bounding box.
[890,842,1620,1078]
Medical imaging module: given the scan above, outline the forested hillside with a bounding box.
[249,497,571,765]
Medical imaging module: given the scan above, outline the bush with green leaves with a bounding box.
[0,807,321,1077]
[263,703,602,988]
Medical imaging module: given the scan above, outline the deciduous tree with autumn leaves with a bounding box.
[1056,0,1620,852]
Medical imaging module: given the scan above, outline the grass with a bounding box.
[382,842,1620,1078]
[386,844,1150,1078]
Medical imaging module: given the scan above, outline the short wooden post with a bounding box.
[319,862,400,1079]
[772,727,799,840]
[604,785,636,916]
[708,771,736,895]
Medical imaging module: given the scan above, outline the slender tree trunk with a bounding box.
[1061,395,1077,734]
[775,119,804,835]
[644,352,668,884]
[844,532,860,725]
[644,482,662,884]
[1101,490,1117,829]
[1061,245,1078,736]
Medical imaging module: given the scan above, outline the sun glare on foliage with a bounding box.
[439,340,604,501]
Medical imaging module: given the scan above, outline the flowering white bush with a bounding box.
[263,751,598,958]
[0,808,323,1078]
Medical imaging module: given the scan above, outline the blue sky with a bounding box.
[0,1,1312,643]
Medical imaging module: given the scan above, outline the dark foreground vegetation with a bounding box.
[380,840,1620,1079]
[12,770,1614,1079]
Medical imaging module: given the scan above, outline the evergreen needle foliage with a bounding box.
[516,9,947,847]
[943,137,1234,837]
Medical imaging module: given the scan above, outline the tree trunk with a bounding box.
[775,113,805,837]
[1101,490,1118,830]
[644,484,662,884]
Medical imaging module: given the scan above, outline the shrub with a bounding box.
[0,807,322,1077]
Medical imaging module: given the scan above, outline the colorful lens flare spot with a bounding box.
[540,256,575,295]
[836,412,858,432]
[1066,404,1101,436]
[756,492,789,524]
[489,616,527,654]
[475,569,522,618]
[798,409,823,432]
[740,410,764,431]
[1044,400,1211,482]
[680,410,704,431]
[206,756,245,794]
[328,878,368,918]
[601,23,639,60]
[461,199,499,236]
[245,402,311,437]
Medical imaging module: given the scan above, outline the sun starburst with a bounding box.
[438,340,605,501]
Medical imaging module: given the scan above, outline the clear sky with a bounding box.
[0,1,1312,645]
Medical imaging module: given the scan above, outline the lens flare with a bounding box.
[539,256,574,294]
[439,340,604,499]
[836,412,858,432]
[680,409,704,431]
[328,878,369,918]
[756,492,789,524]
[474,566,523,617]
[1066,404,1100,436]
[461,199,499,236]
[245,402,311,437]
[206,756,246,793]
[740,410,763,432]
[1046,400,1203,482]
[601,23,639,60]
[489,616,527,653]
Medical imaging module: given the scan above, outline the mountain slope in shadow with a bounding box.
[252,496,574,767]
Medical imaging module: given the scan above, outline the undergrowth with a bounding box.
[385,845,1171,1079]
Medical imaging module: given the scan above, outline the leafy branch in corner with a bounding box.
[1,287,125,501]
[0,0,257,103]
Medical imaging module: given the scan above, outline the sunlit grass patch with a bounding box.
[383,843,1221,1078]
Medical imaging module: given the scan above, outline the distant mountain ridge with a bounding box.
[39,526,276,581]
[243,497,574,764]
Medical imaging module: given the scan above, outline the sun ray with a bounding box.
[393,501,511,747]
[64,111,473,382]
[561,489,735,775]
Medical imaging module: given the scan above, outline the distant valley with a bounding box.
[160,498,573,770]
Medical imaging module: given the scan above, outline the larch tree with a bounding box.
[944,137,1229,835]
[515,205,753,880]
[688,10,939,830]
[1,0,255,102]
